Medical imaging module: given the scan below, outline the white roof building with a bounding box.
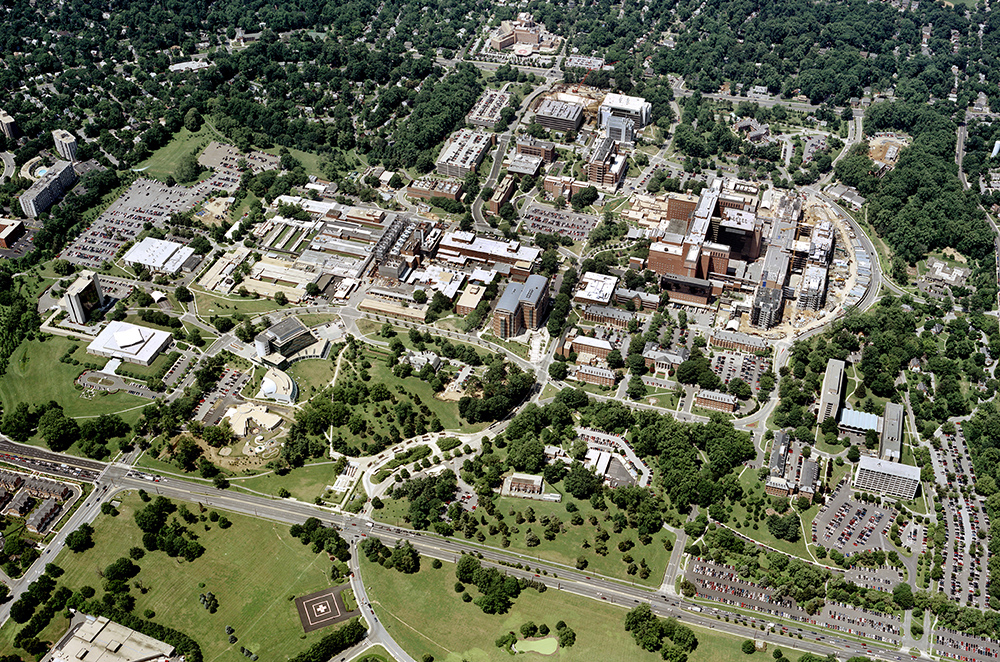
[121,237,197,274]
[86,321,173,366]
[574,272,619,306]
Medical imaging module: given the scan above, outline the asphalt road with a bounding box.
[0,437,935,662]
[0,152,14,182]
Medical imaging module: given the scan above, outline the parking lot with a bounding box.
[520,204,599,240]
[61,179,206,269]
[929,426,991,609]
[0,224,38,259]
[193,368,251,425]
[710,350,772,395]
[936,628,1000,662]
[688,559,901,646]
[812,483,896,556]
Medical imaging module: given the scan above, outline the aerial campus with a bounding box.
[4,3,1000,662]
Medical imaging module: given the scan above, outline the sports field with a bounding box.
[4,493,339,661]
[361,556,803,662]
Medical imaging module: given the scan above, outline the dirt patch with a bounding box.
[942,247,968,264]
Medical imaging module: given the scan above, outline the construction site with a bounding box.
[723,193,861,340]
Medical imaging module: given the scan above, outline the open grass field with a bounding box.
[354,320,496,362]
[722,469,815,560]
[192,287,286,317]
[287,358,337,397]
[349,347,485,434]
[232,461,351,502]
[298,314,342,327]
[0,336,149,422]
[375,485,674,586]
[260,146,325,176]
[362,556,800,662]
[2,492,341,661]
[136,125,216,182]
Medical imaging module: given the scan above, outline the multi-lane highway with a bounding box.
[0,438,926,662]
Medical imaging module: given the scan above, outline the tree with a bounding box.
[274,291,288,306]
[847,445,861,462]
[564,463,601,500]
[893,582,914,610]
[548,362,568,381]
[65,523,95,552]
[38,408,79,452]
[607,349,624,369]
[413,289,428,304]
[627,375,647,400]
[175,286,192,302]
[742,640,757,655]
[183,108,203,132]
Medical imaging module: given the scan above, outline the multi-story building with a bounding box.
[586,137,627,188]
[797,264,827,310]
[436,231,541,279]
[406,178,463,202]
[19,160,77,218]
[569,335,613,362]
[710,331,769,354]
[0,110,15,139]
[456,285,486,316]
[818,358,845,423]
[854,456,920,500]
[696,390,738,412]
[599,93,651,129]
[489,12,559,52]
[493,275,549,338]
[534,99,584,132]
[581,304,634,329]
[26,498,60,534]
[516,137,557,163]
[436,130,494,178]
[0,219,24,249]
[614,287,659,310]
[488,176,516,214]
[881,402,904,462]
[507,154,542,177]
[466,90,512,129]
[605,115,635,144]
[642,345,689,374]
[751,286,784,328]
[838,407,882,444]
[254,317,319,364]
[63,270,105,325]
[573,272,618,306]
[576,365,616,387]
[52,129,78,161]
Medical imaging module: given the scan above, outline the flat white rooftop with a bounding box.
[122,237,196,273]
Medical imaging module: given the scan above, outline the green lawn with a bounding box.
[722,470,815,561]
[1,493,342,661]
[362,556,799,662]
[260,146,325,176]
[298,314,342,327]
[354,644,394,661]
[136,125,215,182]
[232,461,351,502]
[0,336,149,422]
[287,358,337,398]
[192,287,287,317]
[375,485,674,586]
[352,348,483,433]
